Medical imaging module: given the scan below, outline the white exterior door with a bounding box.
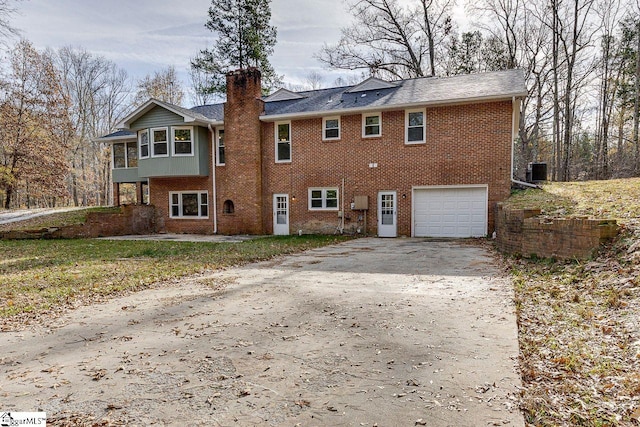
[378,191,397,237]
[413,186,487,238]
[273,194,289,235]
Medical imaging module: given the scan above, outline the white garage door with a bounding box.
[413,186,488,238]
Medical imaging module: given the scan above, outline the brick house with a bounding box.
[99,68,527,237]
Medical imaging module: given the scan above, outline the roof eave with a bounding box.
[260,91,528,122]
[93,134,137,143]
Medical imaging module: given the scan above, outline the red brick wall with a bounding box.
[216,68,265,235]
[150,176,214,234]
[495,204,619,259]
[258,102,513,236]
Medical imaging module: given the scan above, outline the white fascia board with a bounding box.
[259,92,528,122]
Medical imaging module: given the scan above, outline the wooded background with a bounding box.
[1,0,639,209]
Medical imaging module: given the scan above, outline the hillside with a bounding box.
[504,178,640,426]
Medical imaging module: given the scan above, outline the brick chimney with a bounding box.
[218,68,264,234]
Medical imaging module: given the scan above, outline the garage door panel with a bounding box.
[413,187,487,238]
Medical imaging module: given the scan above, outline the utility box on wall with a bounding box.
[353,195,369,210]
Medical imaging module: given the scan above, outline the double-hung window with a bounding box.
[362,112,381,137]
[275,121,291,162]
[308,188,339,210]
[172,127,193,156]
[170,191,208,218]
[151,127,168,157]
[139,129,149,159]
[405,109,426,144]
[323,117,340,141]
[216,128,225,165]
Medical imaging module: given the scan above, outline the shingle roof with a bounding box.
[141,70,527,123]
[95,130,136,141]
[189,104,225,121]
[262,69,527,119]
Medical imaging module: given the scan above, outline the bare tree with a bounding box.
[304,71,324,90]
[317,0,453,79]
[134,65,184,106]
[0,0,20,45]
[56,46,130,206]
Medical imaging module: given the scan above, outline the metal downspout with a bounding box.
[209,124,218,234]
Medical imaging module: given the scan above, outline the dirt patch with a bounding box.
[1,238,523,426]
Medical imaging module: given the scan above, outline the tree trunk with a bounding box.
[634,21,640,174]
[4,186,13,209]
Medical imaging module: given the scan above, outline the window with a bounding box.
[308,188,339,210]
[172,127,193,156]
[113,142,138,168]
[362,112,381,137]
[275,121,291,162]
[151,127,168,157]
[139,129,149,159]
[323,117,340,141]
[216,128,225,165]
[127,142,138,167]
[113,143,126,168]
[405,109,426,144]
[170,192,208,218]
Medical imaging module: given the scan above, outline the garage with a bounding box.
[413,185,488,238]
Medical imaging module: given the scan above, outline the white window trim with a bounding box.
[138,129,149,160]
[308,187,339,211]
[322,116,341,141]
[405,108,426,144]
[171,126,194,157]
[169,191,209,219]
[362,112,382,138]
[275,121,292,163]
[151,127,169,158]
[215,127,225,166]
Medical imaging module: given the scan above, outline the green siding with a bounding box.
[131,106,184,130]
[198,126,210,174]
[137,125,209,177]
[113,168,141,183]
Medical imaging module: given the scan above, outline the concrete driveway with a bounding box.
[1,238,523,426]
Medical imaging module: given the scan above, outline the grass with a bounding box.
[504,178,640,426]
[0,207,121,232]
[504,177,640,225]
[0,235,351,321]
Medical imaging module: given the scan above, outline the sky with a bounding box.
[10,0,359,101]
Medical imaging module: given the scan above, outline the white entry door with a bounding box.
[273,194,289,235]
[378,191,397,237]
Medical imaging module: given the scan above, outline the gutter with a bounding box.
[208,124,218,234]
[510,96,540,189]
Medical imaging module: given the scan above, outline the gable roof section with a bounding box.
[345,77,398,93]
[116,98,219,129]
[263,88,306,102]
[262,69,528,121]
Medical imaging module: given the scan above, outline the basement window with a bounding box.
[308,188,338,210]
[170,191,208,218]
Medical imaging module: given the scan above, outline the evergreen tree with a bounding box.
[191,0,280,97]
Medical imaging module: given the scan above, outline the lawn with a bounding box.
[504,179,640,426]
[0,235,351,324]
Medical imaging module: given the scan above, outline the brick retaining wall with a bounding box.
[495,203,619,259]
[0,205,157,239]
